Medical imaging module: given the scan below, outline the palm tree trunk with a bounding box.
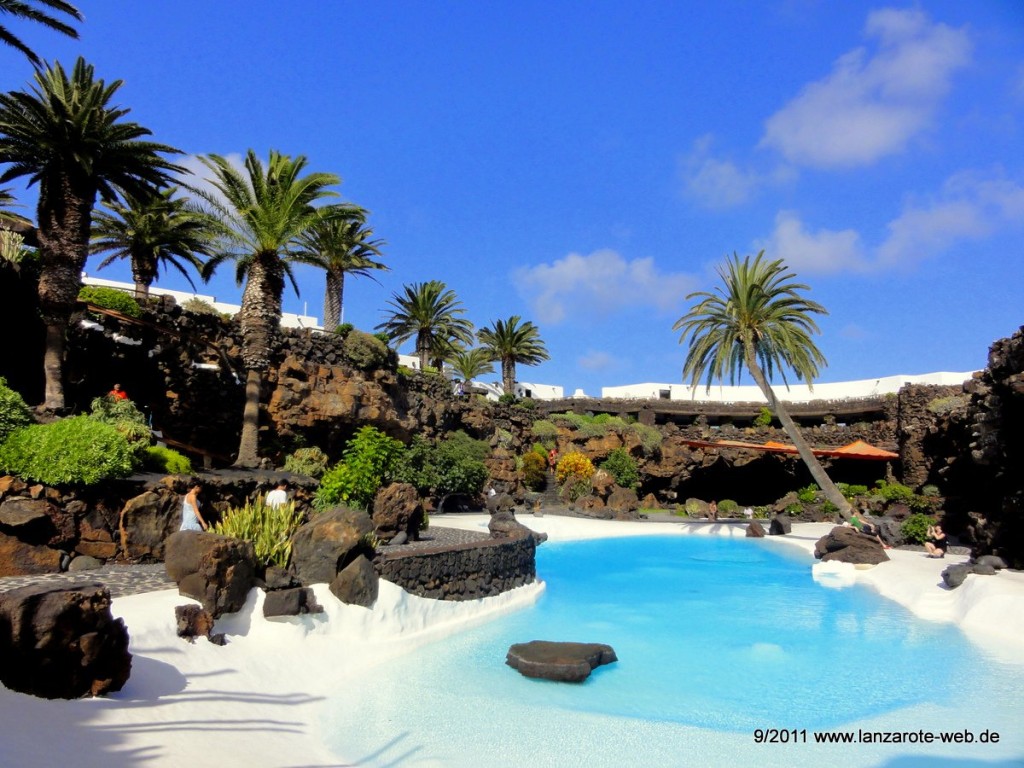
[234,368,261,468]
[417,333,430,372]
[42,318,67,410]
[502,358,516,397]
[323,270,342,329]
[743,342,852,518]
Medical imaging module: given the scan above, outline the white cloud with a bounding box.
[577,350,617,371]
[760,8,971,168]
[759,211,869,274]
[679,135,795,210]
[513,249,696,324]
[762,170,1024,273]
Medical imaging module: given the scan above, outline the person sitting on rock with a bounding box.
[924,523,948,558]
[849,511,890,548]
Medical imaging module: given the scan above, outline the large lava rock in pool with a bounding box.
[506,640,617,683]
[814,526,889,565]
[0,583,131,698]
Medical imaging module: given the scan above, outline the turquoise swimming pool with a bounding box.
[323,536,1024,767]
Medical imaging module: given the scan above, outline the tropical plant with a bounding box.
[292,204,387,330]
[754,406,773,427]
[78,284,141,317]
[0,0,81,66]
[315,426,404,510]
[874,479,914,503]
[341,329,390,370]
[394,431,489,506]
[0,375,32,444]
[0,58,183,410]
[181,296,220,316]
[195,149,339,467]
[600,447,639,490]
[283,446,329,478]
[142,445,192,474]
[477,315,550,396]
[213,495,304,569]
[555,451,595,486]
[447,347,495,385]
[90,186,218,300]
[0,415,136,485]
[376,280,474,372]
[521,450,547,491]
[89,394,149,447]
[900,513,934,545]
[673,251,852,518]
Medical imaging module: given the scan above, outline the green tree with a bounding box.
[0,0,81,67]
[477,315,550,396]
[196,149,338,467]
[292,204,387,330]
[673,251,851,517]
[376,280,474,372]
[0,58,182,410]
[90,186,218,300]
[448,347,495,385]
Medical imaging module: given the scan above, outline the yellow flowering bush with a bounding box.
[555,451,595,485]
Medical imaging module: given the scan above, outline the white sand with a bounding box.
[0,515,1021,767]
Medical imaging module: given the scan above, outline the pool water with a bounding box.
[323,536,1024,767]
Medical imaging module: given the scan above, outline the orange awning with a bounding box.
[681,438,897,461]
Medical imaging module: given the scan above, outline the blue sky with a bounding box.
[3,1,1023,396]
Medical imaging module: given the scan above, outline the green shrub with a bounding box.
[182,297,221,316]
[752,505,771,519]
[838,483,869,499]
[822,500,838,515]
[0,416,136,485]
[717,499,739,515]
[874,479,914,503]
[624,422,662,455]
[753,407,773,427]
[530,420,559,446]
[284,446,330,478]
[142,445,192,474]
[373,331,390,345]
[786,502,804,516]
[521,450,547,491]
[600,448,639,489]
[213,496,304,569]
[517,397,536,411]
[89,395,150,452]
[342,329,390,370]
[498,393,517,405]
[926,395,968,415]
[78,285,141,318]
[315,426,405,510]
[797,484,819,504]
[561,475,592,503]
[394,431,489,498]
[334,322,354,337]
[920,484,941,498]
[531,442,549,458]
[0,376,33,445]
[684,498,703,516]
[901,513,934,545]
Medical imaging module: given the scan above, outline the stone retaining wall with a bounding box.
[376,535,536,601]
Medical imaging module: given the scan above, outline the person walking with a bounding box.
[180,483,208,532]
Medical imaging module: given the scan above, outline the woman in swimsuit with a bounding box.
[924,523,947,558]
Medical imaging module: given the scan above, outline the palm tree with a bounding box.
[0,0,82,67]
[292,204,387,330]
[0,58,182,410]
[673,251,852,517]
[448,347,495,385]
[90,187,218,300]
[376,280,474,372]
[477,315,550,397]
[196,149,338,467]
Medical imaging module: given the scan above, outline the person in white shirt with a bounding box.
[266,480,289,508]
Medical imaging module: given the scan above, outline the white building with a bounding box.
[601,371,976,404]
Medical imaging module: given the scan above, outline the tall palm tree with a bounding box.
[292,204,387,330]
[448,347,495,385]
[673,251,852,517]
[0,0,81,67]
[477,315,550,397]
[196,149,338,467]
[90,187,218,300]
[0,58,182,410]
[376,280,474,372]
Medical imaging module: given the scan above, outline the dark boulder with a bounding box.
[489,508,547,544]
[506,640,617,683]
[746,521,766,538]
[486,492,515,514]
[0,531,62,576]
[974,555,1008,570]
[174,604,224,645]
[814,526,890,565]
[0,583,131,698]
[768,516,791,535]
[262,587,323,618]
[329,555,379,607]
[971,563,997,576]
[942,563,973,589]
[372,482,424,543]
[289,506,374,586]
[119,489,181,560]
[164,531,257,617]
[606,487,639,515]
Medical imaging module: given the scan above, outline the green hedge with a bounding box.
[0,376,33,445]
[0,416,136,485]
[78,285,141,318]
[143,445,192,474]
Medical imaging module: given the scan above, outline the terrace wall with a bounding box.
[376,535,536,601]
